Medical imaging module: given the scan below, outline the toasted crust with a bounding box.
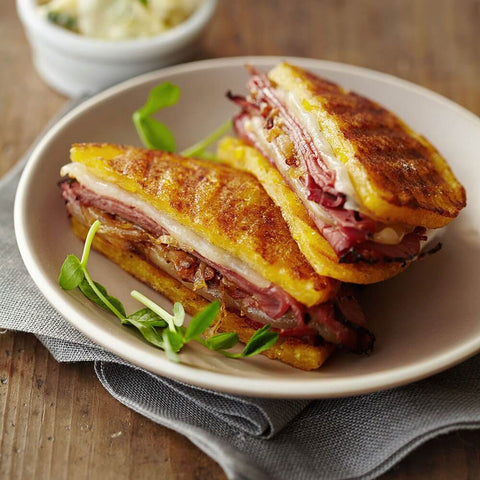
[268,63,466,228]
[217,137,408,283]
[69,143,336,307]
[70,217,333,370]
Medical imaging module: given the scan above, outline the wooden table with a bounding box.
[1,0,480,478]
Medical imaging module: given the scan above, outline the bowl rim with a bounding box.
[16,0,217,56]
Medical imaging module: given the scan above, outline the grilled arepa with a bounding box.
[269,63,466,226]
[60,143,375,369]
[227,62,466,278]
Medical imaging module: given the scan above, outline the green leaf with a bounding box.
[130,290,174,330]
[172,302,185,327]
[184,300,220,342]
[79,278,105,306]
[137,83,180,117]
[204,332,239,351]
[126,315,165,349]
[165,329,184,353]
[58,255,83,290]
[132,82,180,152]
[106,295,127,319]
[133,114,176,152]
[124,308,167,328]
[162,330,181,362]
[78,279,126,317]
[240,325,279,357]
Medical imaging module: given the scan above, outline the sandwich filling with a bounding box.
[60,163,374,353]
[228,68,429,264]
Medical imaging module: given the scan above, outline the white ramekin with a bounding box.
[16,0,217,97]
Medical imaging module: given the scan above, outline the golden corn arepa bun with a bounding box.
[70,143,337,307]
[268,63,466,228]
[217,137,408,284]
[70,217,334,370]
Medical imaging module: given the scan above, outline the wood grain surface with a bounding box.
[1,0,480,478]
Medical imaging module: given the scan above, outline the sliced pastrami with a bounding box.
[61,179,168,237]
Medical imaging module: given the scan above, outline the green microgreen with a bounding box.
[59,222,278,364]
[124,308,166,348]
[131,289,175,331]
[184,300,220,341]
[123,308,167,329]
[59,220,126,321]
[203,332,239,351]
[220,324,279,358]
[162,329,180,362]
[132,82,180,151]
[58,255,83,290]
[78,278,126,318]
[133,84,232,159]
[127,315,166,349]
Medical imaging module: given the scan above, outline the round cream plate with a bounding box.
[14,57,480,398]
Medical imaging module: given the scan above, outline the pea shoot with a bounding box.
[132,82,232,159]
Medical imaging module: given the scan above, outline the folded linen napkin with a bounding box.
[1,117,480,480]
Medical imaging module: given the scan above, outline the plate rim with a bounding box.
[13,55,480,398]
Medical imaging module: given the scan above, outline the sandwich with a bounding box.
[59,143,375,370]
[222,63,466,283]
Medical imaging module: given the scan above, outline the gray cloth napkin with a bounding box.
[2,131,480,480]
